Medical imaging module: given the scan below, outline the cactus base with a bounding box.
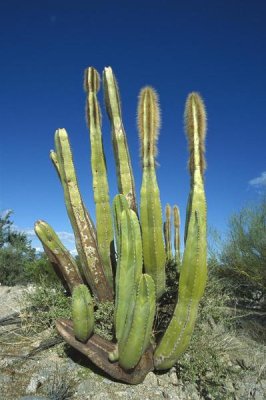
[56,319,154,384]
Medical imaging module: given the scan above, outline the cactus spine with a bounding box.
[34,220,83,292]
[154,93,207,370]
[54,129,113,301]
[103,67,137,213]
[72,284,94,342]
[84,67,114,288]
[173,205,181,266]
[138,87,166,299]
[164,204,172,262]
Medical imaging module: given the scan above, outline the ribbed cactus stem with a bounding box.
[118,274,156,370]
[164,203,172,261]
[112,194,129,258]
[184,92,207,243]
[84,67,114,288]
[154,93,207,370]
[103,67,137,213]
[34,220,83,292]
[72,284,94,342]
[138,87,166,299]
[115,209,143,342]
[173,205,181,267]
[54,128,113,301]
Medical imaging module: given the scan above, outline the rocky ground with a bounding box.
[0,285,265,400]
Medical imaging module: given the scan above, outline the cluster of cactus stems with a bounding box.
[35,66,207,384]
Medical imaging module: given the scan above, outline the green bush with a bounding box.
[212,198,266,308]
[0,210,57,285]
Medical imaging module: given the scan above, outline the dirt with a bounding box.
[0,285,265,400]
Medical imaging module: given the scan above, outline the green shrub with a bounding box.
[215,198,266,308]
[0,210,57,286]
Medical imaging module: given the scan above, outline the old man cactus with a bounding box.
[35,66,207,384]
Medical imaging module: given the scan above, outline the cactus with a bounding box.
[173,205,181,267]
[112,194,129,257]
[118,274,156,370]
[164,203,173,262]
[154,93,207,370]
[84,67,114,288]
[138,87,166,299]
[103,67,137,213]
[114,208,142,342]
[72,284,94,342]
[36,68,207,384]
[53,129,113,301]
[34,220,83,292]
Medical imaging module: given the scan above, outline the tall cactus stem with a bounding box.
[138,87,166,299]
[103,67,137,213]
[173,205,181,267]
[112,194,129,258]
[154,93,207,370]
[54,128,113,301]
[84,67,114,288]
[164,204,172,261]
[118,274,156,370]
[115,209,143,343]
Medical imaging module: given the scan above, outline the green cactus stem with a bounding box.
[103,67,137,213]
[54,128,113,302]
[164,204,173,262]
[138,87,166,299]
[114,209,143,343]
[112,194,129,258]
[72,284,94,342]
[84,67,114,288]
[173,205,181,267]
[118,274,156,370]
[34,220,83,292]
[154,93,207,370]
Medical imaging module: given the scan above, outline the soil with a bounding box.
[0,285,265,400]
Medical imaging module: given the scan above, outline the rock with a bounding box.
[169,367,179,386]
[143,371,159,386]
[18,397,50,400]
[26,371,49,394]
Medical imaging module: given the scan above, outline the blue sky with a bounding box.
[1,0,265,253]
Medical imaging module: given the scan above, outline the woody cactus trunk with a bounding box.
[35,66,207,384]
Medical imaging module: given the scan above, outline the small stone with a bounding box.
[26,373,47,394]
[143,371,158,386]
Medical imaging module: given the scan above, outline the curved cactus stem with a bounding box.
[34,220,83,292]
[115,209,143,342]
[118,274,156,370]
[138,87,166,299]
[84,67,114,288]
[103,67,137,213]
[50,149,97,243]
[56,319,154,384]
[154,93,207,370]
[54,128,113,301]
[72,284,95,342]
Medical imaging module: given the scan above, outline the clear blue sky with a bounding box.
[1,0,265,253]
